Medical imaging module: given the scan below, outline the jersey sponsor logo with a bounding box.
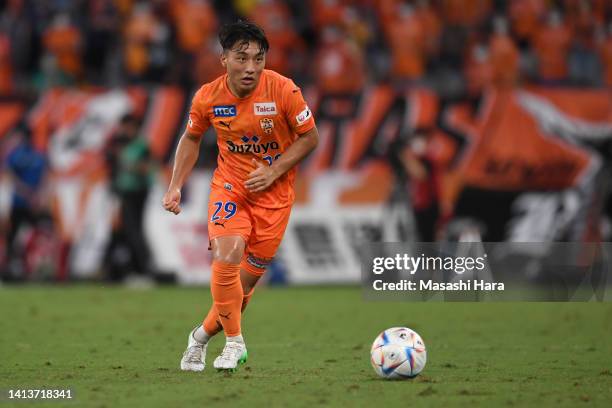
[226,139,279,154]
[260,118,274,134]
[254,102,277,115]
[296,106,311,126]
[213,105,237,117]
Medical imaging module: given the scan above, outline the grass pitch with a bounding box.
[1,285,611,407]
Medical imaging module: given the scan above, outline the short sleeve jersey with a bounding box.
[188,69,315,209]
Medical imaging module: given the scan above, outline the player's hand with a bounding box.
[245,159,280,192]
[162,188,182,214]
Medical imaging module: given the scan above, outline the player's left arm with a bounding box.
[245,126,318,192]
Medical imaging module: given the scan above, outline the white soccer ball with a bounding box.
[370,327,427,379]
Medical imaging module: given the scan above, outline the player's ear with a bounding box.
[220,51,227,68]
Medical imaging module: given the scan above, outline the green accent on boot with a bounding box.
[238,350,248,365]
[217,350,248,373]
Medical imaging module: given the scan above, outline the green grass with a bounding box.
[1,285,612,407]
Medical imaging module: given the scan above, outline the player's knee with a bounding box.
[211,236,246,264]
[213,247,244,264]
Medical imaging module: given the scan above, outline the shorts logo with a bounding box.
[188,117,194,128]
[296,106,311,126]
[224,182,233,191]
[260,118,274,134]
[254,102,277,116]
[213,105,237,117]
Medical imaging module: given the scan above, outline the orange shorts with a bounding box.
[207,186,291,276]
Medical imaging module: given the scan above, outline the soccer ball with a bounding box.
[370,327,427,379]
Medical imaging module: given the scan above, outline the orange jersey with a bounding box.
[188,69,316,209]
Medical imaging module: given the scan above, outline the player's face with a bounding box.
[221,40,266,98]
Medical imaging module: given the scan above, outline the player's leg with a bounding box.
[210,235,246,336]
[193,203,290,371]
[200,268,261,340]
[192,268,259,372]
[181,236,247,371]
[210,255,272,371]
[210,235,250,370]
[234,204,293,312]
[181,189,250,372]
[239,268,260,310]
[210,206,291,370]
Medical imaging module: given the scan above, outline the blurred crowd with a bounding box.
[0,113,157,282]
[1,0,612,96]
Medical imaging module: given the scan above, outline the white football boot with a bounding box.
[213,341,248,371]
[180,327,207,372]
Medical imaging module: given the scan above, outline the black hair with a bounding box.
[219,20,269,53]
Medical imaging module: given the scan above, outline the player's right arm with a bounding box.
[162,130,202,214]
[162,87,210,215]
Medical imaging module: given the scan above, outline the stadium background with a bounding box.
[1,0,612,285]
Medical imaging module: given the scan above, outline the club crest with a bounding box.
[260,118,274,134]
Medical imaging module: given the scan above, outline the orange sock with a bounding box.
[203,286,256,336]
[203,304,222,336]
[210,260,243,337]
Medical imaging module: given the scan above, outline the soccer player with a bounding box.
[162,21,318,371]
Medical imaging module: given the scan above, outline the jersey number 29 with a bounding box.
[211,201,237,221]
